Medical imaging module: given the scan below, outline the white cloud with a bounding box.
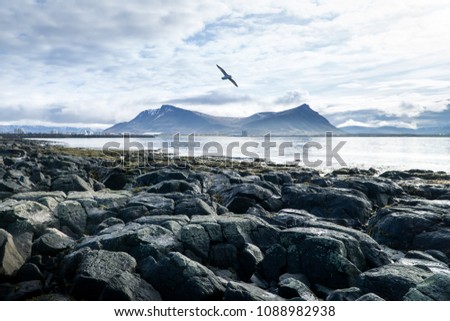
[0,0,450,127]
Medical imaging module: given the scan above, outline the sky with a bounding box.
[1,0,450,129]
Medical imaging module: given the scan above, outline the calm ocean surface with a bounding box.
[34,136,450,173]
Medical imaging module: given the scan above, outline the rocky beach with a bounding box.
[1,137,449,301]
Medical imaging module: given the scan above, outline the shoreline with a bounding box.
[1,137,449,301]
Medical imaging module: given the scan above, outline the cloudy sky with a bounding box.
[1,0,450,129]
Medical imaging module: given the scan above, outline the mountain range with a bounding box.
[340,125,450,135]
[104,104,342,135]
[0,125,98,135]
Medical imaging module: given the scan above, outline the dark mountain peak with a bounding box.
[160,104,179,111]
[105,103,340,135]
[285,103,314,113]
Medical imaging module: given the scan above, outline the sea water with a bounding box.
[31,135,450,173]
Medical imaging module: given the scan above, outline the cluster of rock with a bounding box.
[1,138,449,301]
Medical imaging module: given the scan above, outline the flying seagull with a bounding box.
[216,64,238,87]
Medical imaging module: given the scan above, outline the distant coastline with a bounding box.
[1,132,450,139]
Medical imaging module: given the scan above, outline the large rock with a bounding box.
[261,244,287,281]
[101,168,132,190]
[127,193,174,215]
[141,252,225,300]
[262,172,293,185]
[61,249,137,300]
[239,243,264,281]
[118,206,150,222]
[99,271,161,301]
[300,220,391,268]
[174,198,216,217]
[0,229,25,277]
[401,182,449,200]
[134,215,190,234]
[332,176,403,207]
[278,278,318,300]
[279,227,367,289]
[326,287,362,301]
[380,169,450,181]
[11,191,66,203]
[412,228,450,257]
[224,281,283,301]
[0,199,54,231]
[180,224,210,259]
[0,280,43,300]
[0,179,28,193]
[210,243,238,269]
[356,293,385,301]
[57,200,87,235]
[32,228,75,255]
[218,183,282,214]
[136,169,189,186]
[368,199,449,254]
[403,273,450,301]
[282,184,372,227]
[357,264,433,300]
[78,223,182,261]
[217,215,279,251]
[147,180,201,194]
[68,190,131,210]
[51,174,93,193]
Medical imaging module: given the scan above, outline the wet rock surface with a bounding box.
[0,137,449,300]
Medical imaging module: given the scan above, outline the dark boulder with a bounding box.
[282,184,372,227]
[99,271,161,301]
[279,227,366,289]
[326,287,362,301]
[224,281,283,301]
[16,263,44,282]
[356,293,385,301]
[147,179,201,194]
[210,243,238,269]
[180,224,210,260]
[218,183,282,214]
[32,228,75,256]
[118,206,150,222]
[61,249,137,300]
[368,199,449,254]
[174,198,216,217]
[261,244,287,281]
[403,273,450,301]
[332,176,403,207]
[217,215,279,251]
[136,169,188,186]
[278,278,318,300]
[238,243,264,281]
[413,228,450,257]
[357,264,432,300]
[127,193,174,215]
[380,170,450,181]
[134,215,189,234]
[141,252,225,300]
[102,168,132,190]
[57,200,87,235]
[51,174,92,193]
[0,280,43,300]
[262,172,293,185]
[78,223,182,261]
[401,182,449,200]
[0,179,28,193]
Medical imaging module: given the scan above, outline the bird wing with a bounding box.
[229,78,238,87]
[216,64,228,76]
